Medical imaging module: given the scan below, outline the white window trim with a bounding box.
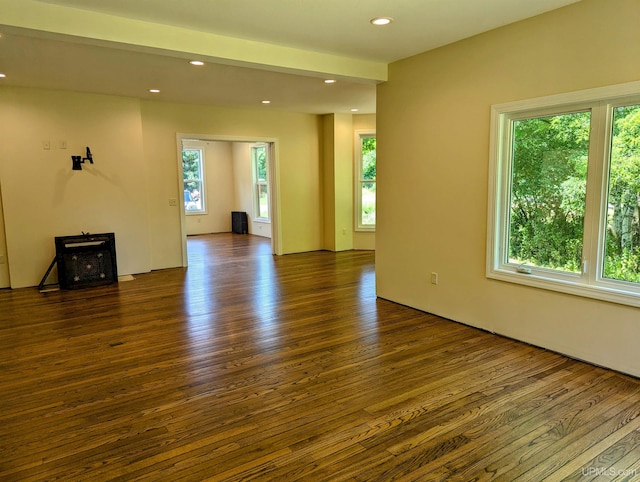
[487,80,640,308]
[182,144,207,215]
[355,130,376,232]
[252,143,270,222]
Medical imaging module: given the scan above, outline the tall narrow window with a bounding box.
[487,82,640,307]
[183,147,206,214]
[252,144,269,220]
[356,133,376,230]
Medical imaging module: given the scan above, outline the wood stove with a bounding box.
[55,233,118,289]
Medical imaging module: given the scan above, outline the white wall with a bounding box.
[0,88,150,288]
[376,0,640,376]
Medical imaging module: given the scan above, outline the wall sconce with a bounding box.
[72,147,94,171]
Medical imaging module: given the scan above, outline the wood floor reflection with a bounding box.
[1,233,639,481]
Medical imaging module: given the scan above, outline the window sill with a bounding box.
[254,218,270,224]
[487,267,640,308]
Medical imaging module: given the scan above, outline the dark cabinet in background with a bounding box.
[231,211,248,234]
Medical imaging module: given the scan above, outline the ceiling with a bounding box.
[0,0,581,114]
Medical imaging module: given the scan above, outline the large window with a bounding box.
[252,144,269,220]
[356,132,376,230]
[487,81,640,306]
[183,147,206,214]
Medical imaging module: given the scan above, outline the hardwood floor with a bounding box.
[1,233,639,481]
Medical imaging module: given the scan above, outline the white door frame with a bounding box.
[175,133,282,267]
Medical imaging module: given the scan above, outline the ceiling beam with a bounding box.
[0,0,387,82]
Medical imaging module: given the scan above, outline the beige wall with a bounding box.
[232,142,252,222]
[322,113,377,252]
[141,101,323,267]
[183,140,235,236]
[0,87,323,285]
[0,84,370,287]
[334,114,354,252]
[322,114,354,251]
[0,184,10,287]
[322,115,336,250]
[0,87,150,288]
[376,0,640,376]
[184,140,273,238]
[231,142,272,238]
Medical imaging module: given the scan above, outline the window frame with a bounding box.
[251,143,269,222]
[355,130,376,232]
[487,80,640,307]
[182,146,207,215]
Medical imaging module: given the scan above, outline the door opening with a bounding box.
[176,134,281,266]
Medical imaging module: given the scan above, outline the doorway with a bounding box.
[176,134,281,267]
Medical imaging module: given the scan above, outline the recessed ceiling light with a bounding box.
[324,79,337,84]
[149,89,160,93]
[371,17,393,26]
[350,108,359,112]
[261,100,271,104]
[0,73,6,78]
[189,60,205,66]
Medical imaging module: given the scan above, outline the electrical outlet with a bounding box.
[42,140,50,150]
[431,272,439,285]
[168,198,178,206]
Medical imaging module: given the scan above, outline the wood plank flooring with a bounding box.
[1,233,639,481]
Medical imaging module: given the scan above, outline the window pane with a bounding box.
[508,112,590,272]
[258,183,269,218]
[603,104,640,283]
[255,147,267,180]
[184,181,202,211]
[361,181,376,225]
[358,135,376,229]
[252,145,269,220]
[183,149,205,213]
[361,137,376,181]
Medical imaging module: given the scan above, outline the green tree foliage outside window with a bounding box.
[360,136,376,226]
[509,112,590,273]
[183,149,205,212]
[253,145,269,219]
[604,105,640,282]
[509,105,640,283]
